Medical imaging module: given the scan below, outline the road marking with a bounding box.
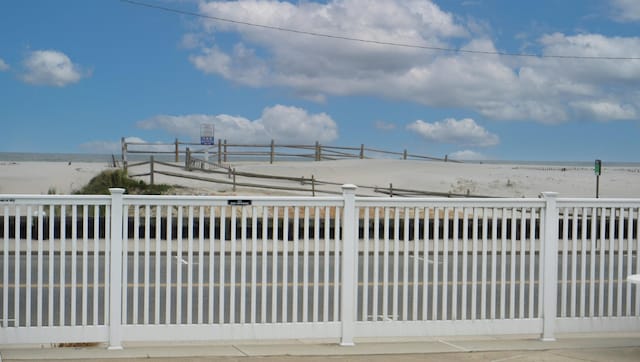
[438,339,469,352]
[409,255,442,264]
[367,314,398,321]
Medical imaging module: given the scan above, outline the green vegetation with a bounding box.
[74,169,173,195]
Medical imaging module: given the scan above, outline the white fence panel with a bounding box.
[555,200,640,333]
[353,198,547,338]
[116,195,344,343]
[0,195,111,344]
[2,190,640,347]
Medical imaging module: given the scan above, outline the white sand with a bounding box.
[1,159,638,198]
[0,161,115,195]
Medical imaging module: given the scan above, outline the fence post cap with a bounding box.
[109,188,126,195]
[540,191,558,199]
[341,184,357,191]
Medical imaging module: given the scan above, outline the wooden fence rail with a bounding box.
[126,155,483,198]
[121,138,457,166]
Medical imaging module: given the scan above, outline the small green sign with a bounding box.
[594,159,601,176]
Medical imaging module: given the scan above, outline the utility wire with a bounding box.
[120,0,640,61]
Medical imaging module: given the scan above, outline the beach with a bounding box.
[1,158,639,198]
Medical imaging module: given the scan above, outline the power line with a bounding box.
[120,0,640,61]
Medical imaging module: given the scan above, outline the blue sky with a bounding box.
[1,0,639,161]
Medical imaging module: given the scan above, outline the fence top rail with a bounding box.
[557,198,640,207]
[122,194,344,207]
[125,141,176,146]
[0,194,111,205]
[355,196,547,208]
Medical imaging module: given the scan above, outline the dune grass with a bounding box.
[74,169,173,195]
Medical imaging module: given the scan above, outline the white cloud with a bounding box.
[570,100,637,121]
[260,105,338,142]
[186,0,640,124]
[448,150,487,161]
[611,0,640,22]
[137,105,338,144]
[190,43,267,87]
[21,50,88,86]
[191,0,468,90]
[407,118,499,147]
[0,58,9,71]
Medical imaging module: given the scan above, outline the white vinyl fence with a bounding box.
[1,188,639,348]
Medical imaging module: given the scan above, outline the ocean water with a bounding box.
[1,152,638,168]
[0,152,115,162]
[0,152,171,163]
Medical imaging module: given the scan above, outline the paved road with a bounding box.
[1,251,636,326]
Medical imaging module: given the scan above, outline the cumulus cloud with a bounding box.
[185,0,640,124]
[570,100,637,121]
[611,0,640,22]
[0,58,9,71]
[137,105,338,144]
[21,50,88,86]
[407,118,499,147]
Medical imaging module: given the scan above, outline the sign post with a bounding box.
[200,124,215,162]
[594,159,601,198]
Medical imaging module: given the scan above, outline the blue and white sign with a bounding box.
[200,124,215,145]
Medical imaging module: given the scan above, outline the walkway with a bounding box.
[2,333,639,361]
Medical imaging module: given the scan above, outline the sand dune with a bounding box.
[2,159,638,198]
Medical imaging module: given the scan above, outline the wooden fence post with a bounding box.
[185,148,191,171]
[270,139,275,164]
[218,140,222,164]
[121,137,128,171]
[311,175,315,196]
[403,149,407,160]
[360,144,364,159]
[232,168,236,192]
[223,139,228,163]
[150,156,154,185]
[175,138,179,162]
[315,141,321,161]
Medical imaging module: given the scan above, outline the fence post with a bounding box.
[223,139,228,163]
[150,156,154,185]
[360,144,364,159]
[340,184,357,346]
[315,141,321,161]
[311,175,315,196]
[232,168,236,192]
[108,188,125,350]
[541,192,559,342]
[403,149,407,160]
[121,137,128,171]
[174,138,179,162]
[270,139,275,164]
[218,140,222,164]
[185,148,191,171]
